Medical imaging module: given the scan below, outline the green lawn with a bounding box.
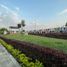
[4,34,67,53]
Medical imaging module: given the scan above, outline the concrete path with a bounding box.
[0,44,21,67]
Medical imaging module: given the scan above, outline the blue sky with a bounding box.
[0,0,67,30]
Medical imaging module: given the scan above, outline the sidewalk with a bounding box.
[0,44,21,67]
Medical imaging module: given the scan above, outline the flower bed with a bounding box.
[0,39,43,67]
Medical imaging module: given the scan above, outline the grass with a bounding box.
[4,33,67,53]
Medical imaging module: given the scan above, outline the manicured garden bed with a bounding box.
[0,39,43,67]
[0,36,67,67]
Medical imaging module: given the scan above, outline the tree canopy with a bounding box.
[17,24,21,28]
[21,20,25,27]
[0,28,8,34]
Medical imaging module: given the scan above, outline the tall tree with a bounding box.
[21,20,25,32]
[17,24,21,33]
[17,24,21,28]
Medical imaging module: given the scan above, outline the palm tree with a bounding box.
[21,20,25,32]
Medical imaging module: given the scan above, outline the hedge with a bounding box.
[29,32,67,39]
[0,39,44,67]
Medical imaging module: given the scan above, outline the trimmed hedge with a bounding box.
[29,32,67,39]
[0,39,43,67]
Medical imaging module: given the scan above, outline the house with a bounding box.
[9,26,20,34]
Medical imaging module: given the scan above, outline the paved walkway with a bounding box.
[0,44,21,67]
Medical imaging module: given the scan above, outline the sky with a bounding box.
[0,0,67,30]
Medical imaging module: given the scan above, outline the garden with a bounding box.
[0,33,67,67]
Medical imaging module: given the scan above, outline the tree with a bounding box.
[0,28,8,34]
[17,24,21,33]
[21,20,25,32]
[65,22,67,26]
[17,24,21,28]
[21,20,25,27]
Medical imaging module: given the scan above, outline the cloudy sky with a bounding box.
[0,0,67,30]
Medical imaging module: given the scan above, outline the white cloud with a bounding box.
[59,9,67,15]
[0,4,66,30]
[0,4,21,25]
[0,4,9,10]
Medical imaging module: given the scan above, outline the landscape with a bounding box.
[0,0,67,67]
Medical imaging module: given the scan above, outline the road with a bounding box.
[0,44,21,67]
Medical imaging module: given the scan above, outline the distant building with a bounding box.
[60,26,67,33]
[32,26,67,34]
[9,26,20,34]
